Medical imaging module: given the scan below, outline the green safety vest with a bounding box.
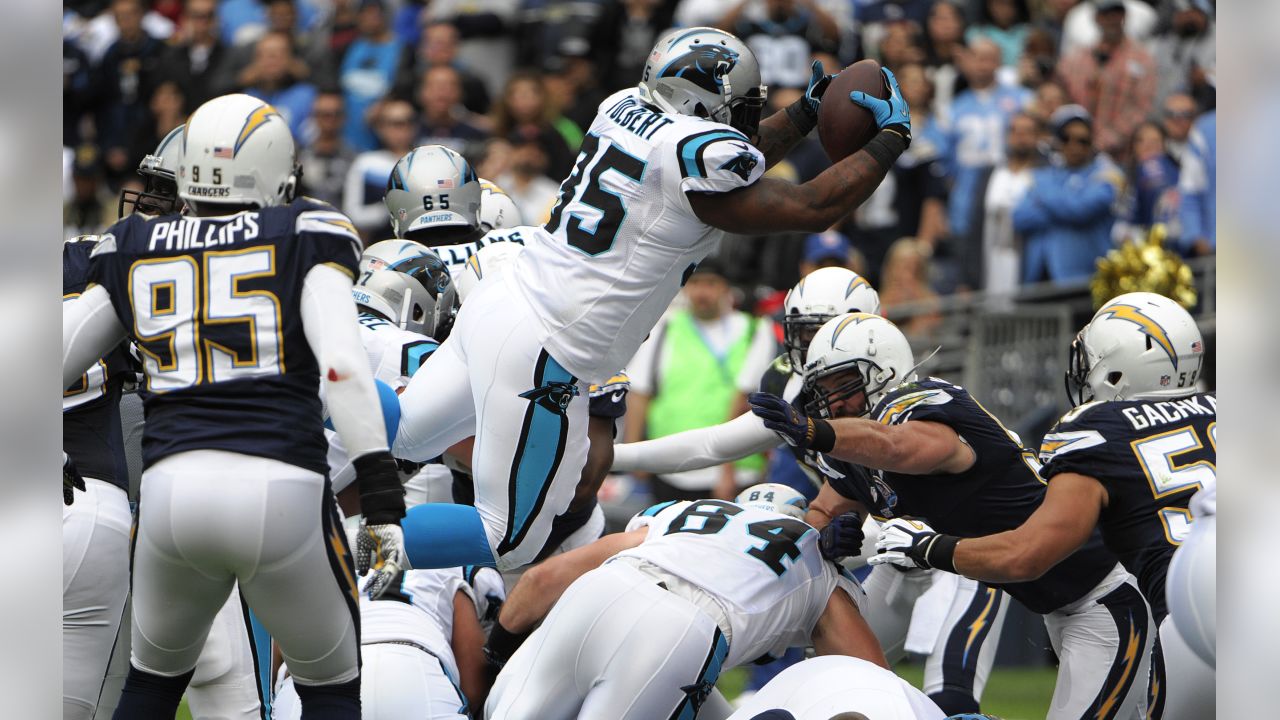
[647,311,765,472]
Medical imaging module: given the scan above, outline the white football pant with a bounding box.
[129,450,359,687]
[485,561,730,720]
[725,655,946,720]
[275,642,468,720]
[63,477,131,720]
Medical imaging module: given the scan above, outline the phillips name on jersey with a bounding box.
[1039,392,1217,620]
[86,198,362,475]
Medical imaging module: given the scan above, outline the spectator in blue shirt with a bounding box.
[1015,106,1122,284]
[242,32,317,142]
[1178,110,1215,256]
[942,36,1031,288]
[1125,121,1180,231]
[340,0,403,151]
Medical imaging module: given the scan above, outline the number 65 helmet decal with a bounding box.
[384,145,482,239]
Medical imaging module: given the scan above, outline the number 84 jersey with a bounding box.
[1039,392,1216,620]
[509,89,767,382]
[86,199,362,475]
[612,499,856,668]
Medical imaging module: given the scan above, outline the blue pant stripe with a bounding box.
[501,351,575,554]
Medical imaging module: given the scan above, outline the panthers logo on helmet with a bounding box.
[658,45,740,95]
[718,143,758,181]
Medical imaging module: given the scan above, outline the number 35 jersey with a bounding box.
[510,89,767,382]
[87,199,363,475]
[613,499,854,668]
[1039,392,1217,621]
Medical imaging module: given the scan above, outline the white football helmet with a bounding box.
[179,94,297,209]
[120,124,185,217]
[478,178,522,231]
[455,241,525,304]
[351,249,457,338]
[1066,292,1205,405]
[803,313,916,419]
[783,267,881,372]
[384,145,482,240]
[735,483,808,520]
[638,27,767,136]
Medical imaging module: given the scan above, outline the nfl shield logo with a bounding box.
[1160,375,1171,386]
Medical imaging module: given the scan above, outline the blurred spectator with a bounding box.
[217,0,321,47]
[160,0,234,113]
[722,0,841,89]
[340,0,404,152]
[879,237,942,340]
[1160,92,1198,166]
[1177,109,1215,256]
[492,135,561,225]
[942,37,1031,289]
[1029,79,1067,128]
[298,91,357,208]
[966,0,1030,68]
[982,112,1042,294]
[65,146,116,238]
[491,72,575,179]
[1031,0,1078,52]
[394,21,491,116]
[227,0,336,90]
[1056,0,1156,162]
[589,0,677,93]
[542,54,604,141]
[1016,28,1057,88]
[922,0,968,119]
[241,32,318,140]
[799,230,857,277]
[126,79,187,175]
[343,98,417,241]
[1060,0,1157,57]
[1014,106,1121,284]
[846,63,948,285]
[625,260,775,502]
[1123,121,1179,233]
[1151,0,1215,110]
[64,39,95,147]
[321,0,362,62]
[426,0,520,98]
[878,21,927,71]
[97,0,166,184]
[416,65,491,162]
[65,0,174,65]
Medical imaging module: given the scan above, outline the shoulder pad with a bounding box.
[872,382,954,425]
[88,232,117,258]
[297,196,339,212]
[1038,429,1107,465]
[675,128,764,192]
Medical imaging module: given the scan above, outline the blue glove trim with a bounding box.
[403,503,497,569]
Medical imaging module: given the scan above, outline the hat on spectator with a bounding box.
[803,231,852,265]
[689,257,728,280]
[1050,104,1093,140]
[1093,0,1126,13]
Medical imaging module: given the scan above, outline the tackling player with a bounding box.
[749,313,1156,719]
[870,292,1214,719]
[724,655,946,720]
[62,94,405,719]
[392,26,915,574]
[482,484,886,720]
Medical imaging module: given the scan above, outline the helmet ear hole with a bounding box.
[1107,371,1123,385]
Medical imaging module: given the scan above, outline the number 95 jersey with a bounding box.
[613,499,856,668]
[1038,392,1217,620]
[509,89,767,382]
[86,199,363,475]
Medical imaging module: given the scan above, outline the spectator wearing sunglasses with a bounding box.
[1013,105,1122,284]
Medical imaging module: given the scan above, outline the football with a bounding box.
[817,59,889,163]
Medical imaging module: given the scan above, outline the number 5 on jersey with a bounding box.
[545,133,647,256]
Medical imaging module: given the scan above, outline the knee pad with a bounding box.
[929,688,980,715]
[294,676,360,718]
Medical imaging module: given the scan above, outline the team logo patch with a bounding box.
[519,382,578,415]
[719,143,758,181]
[1098,302,1179,369]
[658,45,740,95]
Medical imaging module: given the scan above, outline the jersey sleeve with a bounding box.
[624,500,688,533]
[588,370,631,420]
[401,339,440,378]
[674,129,766,194]
[1037,405,1115,482]
[870,381,959,427]
[292,199,363,279]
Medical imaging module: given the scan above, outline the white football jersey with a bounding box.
[431,227,529,279]
[358,568,476,681]
[327,313,439,492]
[509,89,767,381]
[613,499,851,668]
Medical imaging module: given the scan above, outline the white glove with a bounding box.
[356,520,410,599]
[869,518,953,571]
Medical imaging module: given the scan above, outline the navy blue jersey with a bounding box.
[64,237,132,490]
[85,199,362,475]
[859,378,1118,614]
[1039,393,1216,621]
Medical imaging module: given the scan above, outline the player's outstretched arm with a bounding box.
[63,285,127,388]
[752,60,835,168]
[451,589,492,711]
[811,586,889,669]
[611,411,777,474]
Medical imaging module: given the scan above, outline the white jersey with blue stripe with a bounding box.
[509,88,767,381]
[358,567,476,682]
[355,312,440,390]
[613,499,853,668]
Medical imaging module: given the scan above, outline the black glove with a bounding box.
[747,392,836,453]
[818,511,865,562]
[64,453,85,506]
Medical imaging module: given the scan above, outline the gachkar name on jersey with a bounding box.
[1118,394,1216,431]
[148,213,261,252]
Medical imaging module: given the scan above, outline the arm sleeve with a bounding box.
[342,156,391,230]
[675,130,766,195]
[63,285,127,389]
[610,411,778,473]
[301,263,388,459]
